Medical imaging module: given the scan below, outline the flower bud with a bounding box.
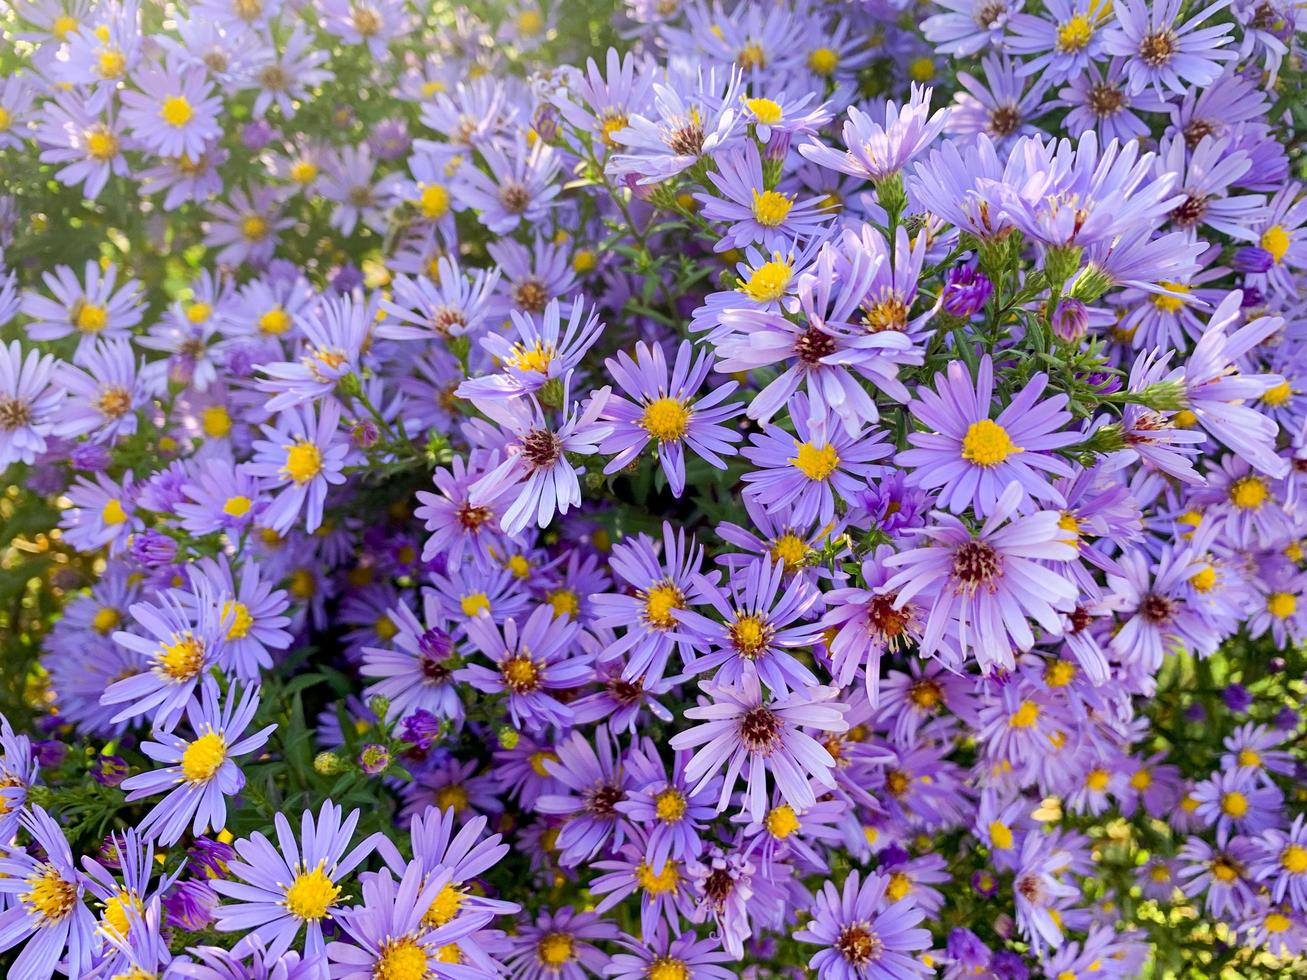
[497,725,521,750]
[368,694,390,719]
[313,751,342,775]
[1232,246,1273,274]
[941,264,993,317]
[358,743,391,775]
[1051,298,1088,343]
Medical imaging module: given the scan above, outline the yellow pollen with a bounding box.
[373,936,429,980]
[1261,224,1291,263]
[572,250,597,273]
[1221,791,1248,818]
[501,655,540,691]
[738,257,793,302]
[22,865,77,923]
[181,731,228,783]
[548,589,579,619]
[654,788,686,822]
[1263,380,1292,406]
[641,397,690,441]
[769,533,809,568]
[156,635,205,681]
[1281,844,1307,874]
[1189,565,1217,592]
[290,160,318,184]
[418,183,449,219]
[98,48,126,79]
[537,932,574,966]
[989,820,1014,850]
[636,861,680,895]
[1172,409,1197,428]
[222,600,254,639]
[962,419,1021,466]
[730,613,768,656]
[1180,794,1198,813]
[1265,912,1291,933]
[1229,475,1269,510]
[160,96,194,127]
[737,41,766,70]
[808,47,838,75]
[93,606,121,633]
[529,750,558,777]
[908,56,935,81]
[86,129,118,160]
[259,307,291,335]
[436,784,469,812]
[1009,700,1040,728]
[1287,540,1304,561]
[507,341,554,374]
[1237,748,1262,769]
[751,189,794,227]
[507,554,532,579]
[1086,769,1111,791]
[648,959,691,980]
[241,215,268,241]
[102,890,142,939]
[435,944,461,964]
[644,583,684,630]
[282,441,323,484]
[1044,660,1076,687]
[791,441,840,480]
[1149,282,1189,314]
[516,9,544,34]
[766,804,802,839]
[460,592,490,617]
[53,14,78,38]
[424,883,466,927]
[1150,864,1170,882]
[598,112,629,148]
[76,302,109,333]
[1211,858,1239,882]
[222,495,252,517]
[886,871,911,902]
[1267,592,1296,618]
[1130,769,1152,791]
[745,97,783,125]
[1056,14,1093,51]
[283,864,339,920]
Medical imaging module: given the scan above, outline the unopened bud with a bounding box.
[1051,298,1089,343]
[497,725,521,750]
[1068,263,1113,304]
[313,752,342,776]
[368,694,390,719]
[1043,244,1083,288]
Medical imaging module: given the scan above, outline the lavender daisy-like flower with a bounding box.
[1250,814,1307,911]
[53,337,149,445]
[362,594,463,724]
[605,926,734,980]
[1106,542,1221,673]
[0,340,63,468]
[599,340,743,497]
[211,800,378,959]
[1101,0,1235,96]
[458,298,603,403]
[248,400,350,533]
[121,61,223,159]
[504,906,622,980]
[20,260,144,359]
[799,83,948,183]
[670,673,848,822]
[882,482,1080,672]
[457,604,591,733]
[468,382,611,535]
[794,871,932,979]
[379,255,501,341]
[453,135,561,234]
[697,141,829,252]
[33,91,129,200]
[898,355,1077,517]
[741,392,891,527]
[203,185,293,267]
[536,726,631,866]
[1191,768,1282,844]
[120,678,275,846]
[0,807,96,980]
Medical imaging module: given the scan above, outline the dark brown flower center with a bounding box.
[457,502,491,530]
[514,279,549,313]
[667,119,705,157]
[1170,194,1208,227]
[1139,31,1176,67]
[0,396,33,430]
[951,540,1001,588]
[585,782,624,817]
[794,326,836,364]
[498,182,530,213]
[989,105,1020,136]
[703,867,734,904]
[739,705,781,753]
[1141,593,1175,625]
[1183,119,1215,148]
[835,925,883,966]
[1087,83,1124,117]
[521,429,563,469]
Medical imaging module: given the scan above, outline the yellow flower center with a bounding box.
[290,159,319,184]
[76,302,109,333]
[156,634,205,681]
[1130,769,1152,790]
[1086,768,1110,791]
[766,804,801,838]
[22,865,77,923]
[654,788,686,822]
[989,820,1014,850]
[745,97,783,125]
[1281,844,1307,874]
[1149,281,1191,314]
[1009,700,1040,728]
[1189,565,1217,592]
[102,889,142,939]
[1238,748,1262,768]
[537,932,574,966]
[529,751,558,777]
[751,189,794,227]
[769,533,808,568]
[500,655,540,692]
[242,215,268,241]
[435,784,469,812]
[98,48,126,79]
[739,257,793,302]
[1262,380,1292,406]
[53,14,78,38]
[222,494,252,517]
[460,592,490,617]
[730,613,768,656]
[283,864,339,921]
[516,8,543,34]
[1261,224,1291,263]
[572,249,597,273]
[1221,791,1248,818]
[1265,912,1291,933]
[373,935,429,980]
[259,307,291,335]
[1229,475,1269,510]
[222,600,254,639]
[737,41,766,70]
[791,441,840,480]
[599,112,629,147]
[506,341,554,375]
[1268,592,1296,618]
[962,419,1021,466]
[1172,408,1197,428]
[636,861,680,895]
[93,606,121,633]
[160,96,194,127]
[644,583,684,630]
[507,554,532,579]
[1044,660,1076,687]
[908,56,935,82]
[1056,14,1093,51]
[886,871,911,901]
[808,46,838,75]
[1211,858,1239,882]
[423,883,465,927]
[282,441,323,484]
[1150,864,1170,882]
[548,589,579,618]
[648,959,691,980]
[87,128,118,160]
[641,397,689,441]
[181,731,227,783]
[419,183,449,219]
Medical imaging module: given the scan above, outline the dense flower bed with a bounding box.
[1,0,1307,977]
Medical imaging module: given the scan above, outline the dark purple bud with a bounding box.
[1274,705,1299,731]
[130,529,179,569]
[400,708,442,751]
[92,755,129,787]
[32,740,66,768]
[971,868,1000,897]
[69,443,111,471]
[1232,246,1273,274]
[97,834,124,870]
[352,420,380,449]
[368,118,411,160]
[188,838,237,880]
[1239,285,1266,308]
[1051,298,1089,342]
[330,264,364,294]
[1183,702,1206,723]
[1222,683,1253,713]
[941,264,994,317]
[992,951,1030,980]
[241,119,275,151]
[164,879,219,931]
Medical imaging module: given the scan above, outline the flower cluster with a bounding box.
[1,0,1306,977]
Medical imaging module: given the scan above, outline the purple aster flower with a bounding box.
[591,840,697,940]
[1177,835,1259,917]
[379,255,501,341]
[164,879,219,932]
[458,298,603,403]
[169,939,324,979]
[81,828,183,974]
[0,717,37,839]
[599,340,742,497]
[452,135,561,235]
[605,926,734,980]
[248,400,350,533]
[175,462,267,540]
[33,91,129,200]
[1250,814,1307,910]
[467,382,611,535]
[102,580,227,729]
[1101,0,1235,96]
[414,450,517,572]
[121,61,223,159]
[799,83,948,184]
[0,340,63,468]
[883,482,1079,672]
[1107,542,1223,672]
[741,391,891,528]
[614,740,718,877]
[20,260,144,359]
[0,806,96,980]
[203,186,293,267]
[211,799,379,959]
[60,470,143,554]
[536,726,632,866]
[670,673,848,822]
[1012,834,1080,954]
[941,264,993,317]
[795,871,932,979]
[456,604,590,734]
[361,593,463,724]
[1006,0,1113,80]
[120,677,275,845]
[922,0,1020,57]
[504,906,622,980]
[1191,768,1283,845]
[53,337,149,445]
[258,293,376,411]
[1057,58,1169,145]
[945,52,1051,148]
[697,141,829,252]
[249,24,333,119]
[318,145,396,236]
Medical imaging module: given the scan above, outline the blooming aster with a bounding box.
[794,871,932,979]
